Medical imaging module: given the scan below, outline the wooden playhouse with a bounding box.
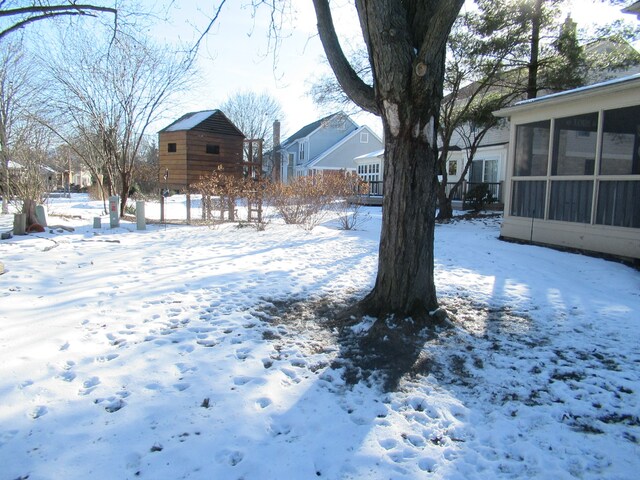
[158,110,246,189]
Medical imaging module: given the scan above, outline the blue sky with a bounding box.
[146,0,638,140]
[147,1,372,139]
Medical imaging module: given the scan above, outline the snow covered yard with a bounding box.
[0,195,638,479]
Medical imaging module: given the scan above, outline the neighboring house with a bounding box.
[158,110,246,190]
[494,73,640,261]
[354,149,384,196]
[277,112,383,183]
[8,160,64,191]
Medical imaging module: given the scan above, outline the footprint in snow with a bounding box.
[233,376,267,387]
[402,433,427,448]
[96,353,119,362]
[178,344,195,354]
[280,367,301,385]
[95,396,126,413]
[267,421,292,437]
[78,376,100,395]
[175,363,197,375]
[418,457,438,473]
[29,405,48,419]
[215,449,244,467]
[235,348,251,360]
[255,397,272,409]
[379,438,397,450]
[57,370,76,382]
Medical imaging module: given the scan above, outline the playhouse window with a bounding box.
[167,143,177,153]
[206,144,220,154]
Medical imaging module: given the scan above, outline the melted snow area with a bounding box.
[0,195,638,480]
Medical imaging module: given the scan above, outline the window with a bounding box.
[596,180,640,228]
[470,159,498,183]
[167,143,177,153]
[600,105,640,175]
[206,144,220,154]
[549,180,593,223]
[360,132,369,143]
[551,113,598,176]
[299,143,305,161]
[509,105,640,226]
[510,180,545,219]
[448,160,458,176]
[514,121,550,176]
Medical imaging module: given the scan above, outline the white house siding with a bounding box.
[495,74,640,261]
[355,150,384,196]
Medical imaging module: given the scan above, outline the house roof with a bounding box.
[303,126,382,169]
[354,148,384,161]
[159,110,245,137]
[494,73,640,117]
[282,112,349,147]
[8,160,59,173]
[622,1,640,19]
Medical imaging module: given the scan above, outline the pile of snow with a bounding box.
[0,195,638,479]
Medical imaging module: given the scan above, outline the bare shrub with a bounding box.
[265,171,369,231]
[265,176,333,230]
[322,171,370,230]
[192,166,265,227]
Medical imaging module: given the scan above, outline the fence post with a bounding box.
[13,213,26,235]
[136,201,146,230]
[109,196,120,228]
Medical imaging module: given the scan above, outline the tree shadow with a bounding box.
[259,295,443,393]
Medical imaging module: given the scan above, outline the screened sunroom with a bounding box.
[495,74,640,261]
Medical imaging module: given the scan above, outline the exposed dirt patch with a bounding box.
[255,295,450,392]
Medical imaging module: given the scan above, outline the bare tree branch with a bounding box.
[0,3,117,40]
[312,0,378,115]
[191,0,227,54]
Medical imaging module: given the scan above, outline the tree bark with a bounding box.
[362,123,440,316]
[526,0,543,100]
[22,198,37,226]
[313,0,463,320]
[436,185,454,220]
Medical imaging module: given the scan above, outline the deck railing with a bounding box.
[359,180,502,204]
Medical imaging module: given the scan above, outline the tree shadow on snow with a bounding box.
[258,295,442,393]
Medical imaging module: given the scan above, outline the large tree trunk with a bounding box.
[313,0,463,322]
[361,123,439,317]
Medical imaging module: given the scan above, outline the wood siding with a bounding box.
[158,111,245,189]
[159,130,188,188]
[185,131,244,185]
